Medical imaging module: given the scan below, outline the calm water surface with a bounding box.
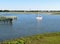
[0,12,60,41]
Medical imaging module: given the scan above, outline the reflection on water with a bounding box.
[0,13,60,41]
[0,20,14,25]
[36,17,42,23]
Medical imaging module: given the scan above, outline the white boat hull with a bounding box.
[36,16,42,20]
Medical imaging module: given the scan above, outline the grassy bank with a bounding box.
[0,32,60,44]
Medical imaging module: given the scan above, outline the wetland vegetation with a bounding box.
[1,32,60,44]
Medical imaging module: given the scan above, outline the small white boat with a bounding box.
[36,12,43,20]
[36,16,42,20]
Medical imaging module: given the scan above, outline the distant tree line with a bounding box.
[0,10,9,12]
[0,10,60,12]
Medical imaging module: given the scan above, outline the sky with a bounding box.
[0,0,60,10]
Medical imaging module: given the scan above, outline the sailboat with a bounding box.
[36,13,43,20]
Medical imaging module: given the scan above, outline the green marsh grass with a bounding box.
[0,32,60,44]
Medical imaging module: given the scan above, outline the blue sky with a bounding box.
[0,0,60,10]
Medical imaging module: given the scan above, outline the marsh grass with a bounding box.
[0,32,60,44]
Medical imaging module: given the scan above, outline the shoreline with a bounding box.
[0,12,60,14]
[1,32,60,44]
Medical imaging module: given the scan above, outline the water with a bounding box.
[0,12,60,41]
